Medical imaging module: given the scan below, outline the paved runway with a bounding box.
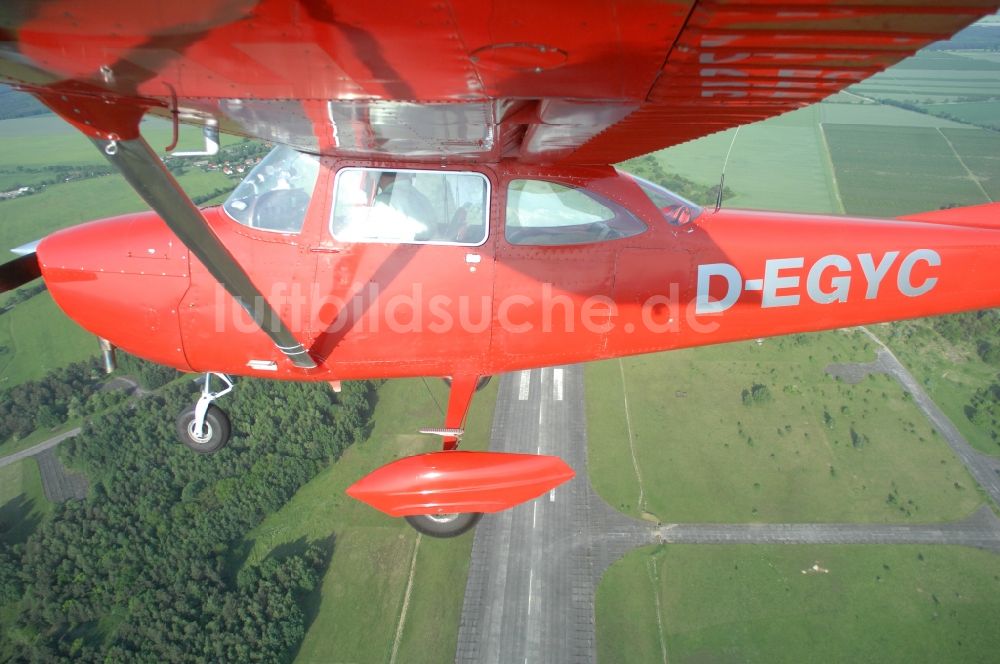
[455,366,651,664]
[455,362,1000,664]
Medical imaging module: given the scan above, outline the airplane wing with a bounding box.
[0,0,996,165]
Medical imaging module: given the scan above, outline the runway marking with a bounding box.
[537,369,548,452]
[527,569,534,616]
[518,370,531,400]
[549,489,556,502]
[553,367,564,401]
[533,502,538,529]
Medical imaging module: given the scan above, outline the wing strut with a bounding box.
[29,87,316,370]
[96,135,317,369]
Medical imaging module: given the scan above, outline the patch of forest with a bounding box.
[0,368,377,662]
[618,154,734,206]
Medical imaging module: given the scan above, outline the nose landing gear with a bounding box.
[176,372,234,454]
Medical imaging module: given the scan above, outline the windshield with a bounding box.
[223,145,321,234]
[627,174,702,227]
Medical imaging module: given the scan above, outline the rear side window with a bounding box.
[505,179,646,246]
[331,168,489,245]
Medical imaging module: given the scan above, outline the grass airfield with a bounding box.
[588,332,983,525]
[599,544,1000,664]
[595,51,1000,663]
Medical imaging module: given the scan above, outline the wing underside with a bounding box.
[0,0,997,164]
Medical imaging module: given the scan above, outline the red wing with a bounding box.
[0,0,996,164]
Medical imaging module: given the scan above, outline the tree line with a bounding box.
[1,369,377,662]
[619,154,735,207]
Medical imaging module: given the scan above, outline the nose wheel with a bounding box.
[176,373,234,454]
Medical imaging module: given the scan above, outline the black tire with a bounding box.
[176,404,231,454]
[441,376,492,392]
[405,512,483,538]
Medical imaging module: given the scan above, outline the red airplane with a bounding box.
[2,0,999,537]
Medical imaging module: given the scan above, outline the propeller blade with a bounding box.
[0,252,42,293]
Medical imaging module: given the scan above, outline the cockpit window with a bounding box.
[504,179,647,246]
[223,145,320,234]
[330,168,489,245]
[629,174,702,227]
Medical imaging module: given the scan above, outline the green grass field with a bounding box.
[0,457,52,546]
[0,115,234,168]
[240,377,496,664]
[0,168,233,251]
[587,331,983,524]
[597,543,1000,664]
[0,291,97,387]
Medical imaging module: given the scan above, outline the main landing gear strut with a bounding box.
[408,374,485,537]
[347,374,576,538]
[175,372,234,454]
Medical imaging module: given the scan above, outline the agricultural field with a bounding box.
[850,50,1000,103]
[240,376,497,664]
[939,127,1000,200]
[916,100,1000,131]
[823,124,992,216]
[818,101,966,128]
[651,104,844,214]
[586,331,983,524]
[597,544,1000,664]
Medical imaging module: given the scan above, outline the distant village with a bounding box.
[0,186,31,200]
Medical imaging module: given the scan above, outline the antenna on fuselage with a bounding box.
[715,126,741,212]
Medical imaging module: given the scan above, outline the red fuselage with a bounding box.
[36,158,1000,383]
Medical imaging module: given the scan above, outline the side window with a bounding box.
[330,169,489,245]
[504,180,646,246]
[223,145,320,234]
